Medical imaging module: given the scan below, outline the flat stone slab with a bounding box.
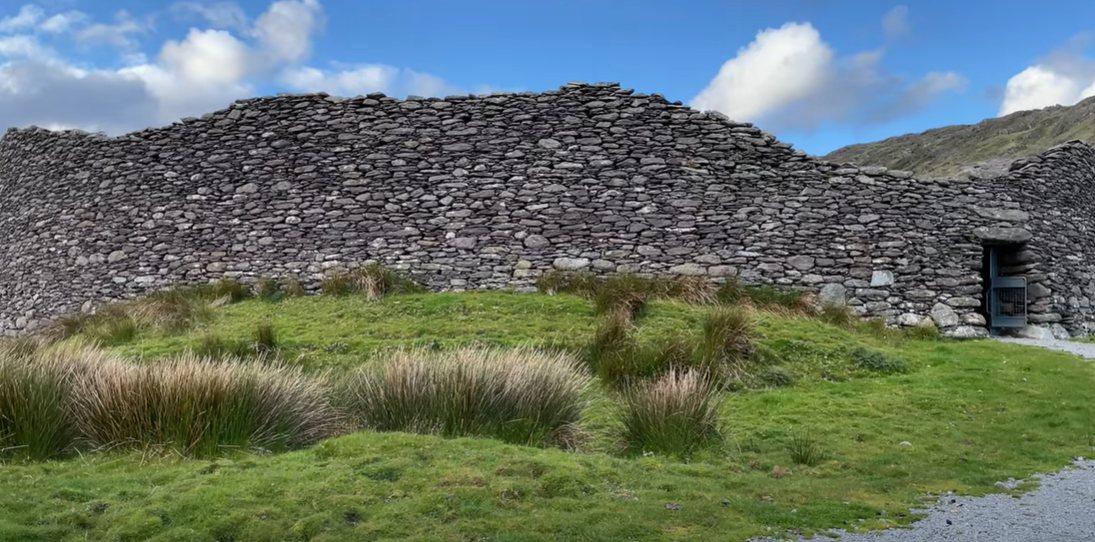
[972,227,1032,245]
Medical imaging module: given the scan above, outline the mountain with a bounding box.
[822,96,1095,178]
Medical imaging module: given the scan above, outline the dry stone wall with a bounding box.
[0,81,1090,337]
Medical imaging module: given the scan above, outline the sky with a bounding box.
[2,0,1095,155]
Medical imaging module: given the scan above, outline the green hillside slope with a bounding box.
[823,96,1095,178]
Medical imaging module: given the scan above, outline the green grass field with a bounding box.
[2,287,1093,542]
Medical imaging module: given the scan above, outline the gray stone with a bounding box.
[669,263,706,276]
[708,265,739,277]
[973,227,1032,245]
[107,250,127,263]
[787,255,815,271]
[870,270,894,287]
[931,303,960,328]
[523,235,551,249]
[819,283,847,307]
[1050,323,1072,340]
[235,182,259,194]
[1028,313,1063,323]
[1014,325,1055,340]
[897,313,925,327]
[945,326,990,339]
[946,296,981,308]
[962,312,988,326]
[452,237,477,249]
[552,257,590,271]
[973,207,1030,222]
[1028,282,1051,298]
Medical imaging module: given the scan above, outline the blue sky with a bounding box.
[3,0,1095,155]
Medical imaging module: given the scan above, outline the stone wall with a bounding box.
[990,141,1095,337]
[0,81,1089,337]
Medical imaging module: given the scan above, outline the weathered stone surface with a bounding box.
[0,83,1090,336]
[552,258,590,271]
[818,284,847,307]
[945,326,990,339]
[973,207,1030,222]
[870,270,894,287]
[1050,323,1072,340]
[1014,325,1055,340]
[946,296,981,308]
[973,227,1032,245]
[1028,283,1051,299]
[669,263,706,276]
[897,313,924,327]
[962,312,988,326]
[931,303,960,328]
[787,256,815,271]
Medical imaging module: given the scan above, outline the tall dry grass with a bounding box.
[0,341,109,460]
[73,354,336,457]
[320,264,424,300]
[335,347,592,447]
[699,308,755,381]
[620,370,723,456]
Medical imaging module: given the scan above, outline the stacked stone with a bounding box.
[0,82,1088,337]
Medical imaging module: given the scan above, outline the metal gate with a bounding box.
[986,247,1027,329]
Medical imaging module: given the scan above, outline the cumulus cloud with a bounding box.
[0,0,473,134]
[0,5,44,32]
[882,6,910,41]
[73,10,150,49]
[998,34,1095,115]
[689,9,965,130]
[170,2,250,32]
[39,11,88,34]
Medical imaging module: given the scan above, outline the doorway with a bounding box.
[980,245,1028,331]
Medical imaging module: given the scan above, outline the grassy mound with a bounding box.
[0,274,1092,541]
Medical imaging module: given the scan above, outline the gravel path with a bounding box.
[751,460,1095,541]
[993,337,1095,360]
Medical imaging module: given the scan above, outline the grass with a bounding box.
[0,342,92,460]
[334,347,591,447]
[74,353,335,457]
[3,284,1094,540]
[321,263,425,299]
[619,370,723,456]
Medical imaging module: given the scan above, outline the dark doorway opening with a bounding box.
[980,244,1028,331]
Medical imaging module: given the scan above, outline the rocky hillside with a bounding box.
[823,96,1095,178]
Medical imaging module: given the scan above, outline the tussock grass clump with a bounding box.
[335,347,591,447]
[74,354,335,457]
[0,342,109,460]
[321,264,424,300]
[38,278,250,344]
[716,277,813,313]
[904,324,941,341]
[699,308,755,381]
[759,365,795,388]
[620,370,723,456]
[816,304,857,328]
[788,430,826,466]
[539,271,717,309]
[850,347,907,374]
[254,323,278,353]
[255,275,282,301]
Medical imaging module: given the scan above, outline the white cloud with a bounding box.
[998,36,1095,115]
[0,35,46,58]
[170,2,250,32]
[280,63,470,97]
[0,0,472,133]
[39,11,88,33]
[74,10,150,48]
[690,22,833,122]
[690,10,964,130]
[882,6,910,41]
[0,5,44,32]
[252,0,324,65]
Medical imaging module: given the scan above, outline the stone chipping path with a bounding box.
[993,336,1095,360]
[750,338,1095,542]
[749,460,1095,542]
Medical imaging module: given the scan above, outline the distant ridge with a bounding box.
[823,96,1095,178]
